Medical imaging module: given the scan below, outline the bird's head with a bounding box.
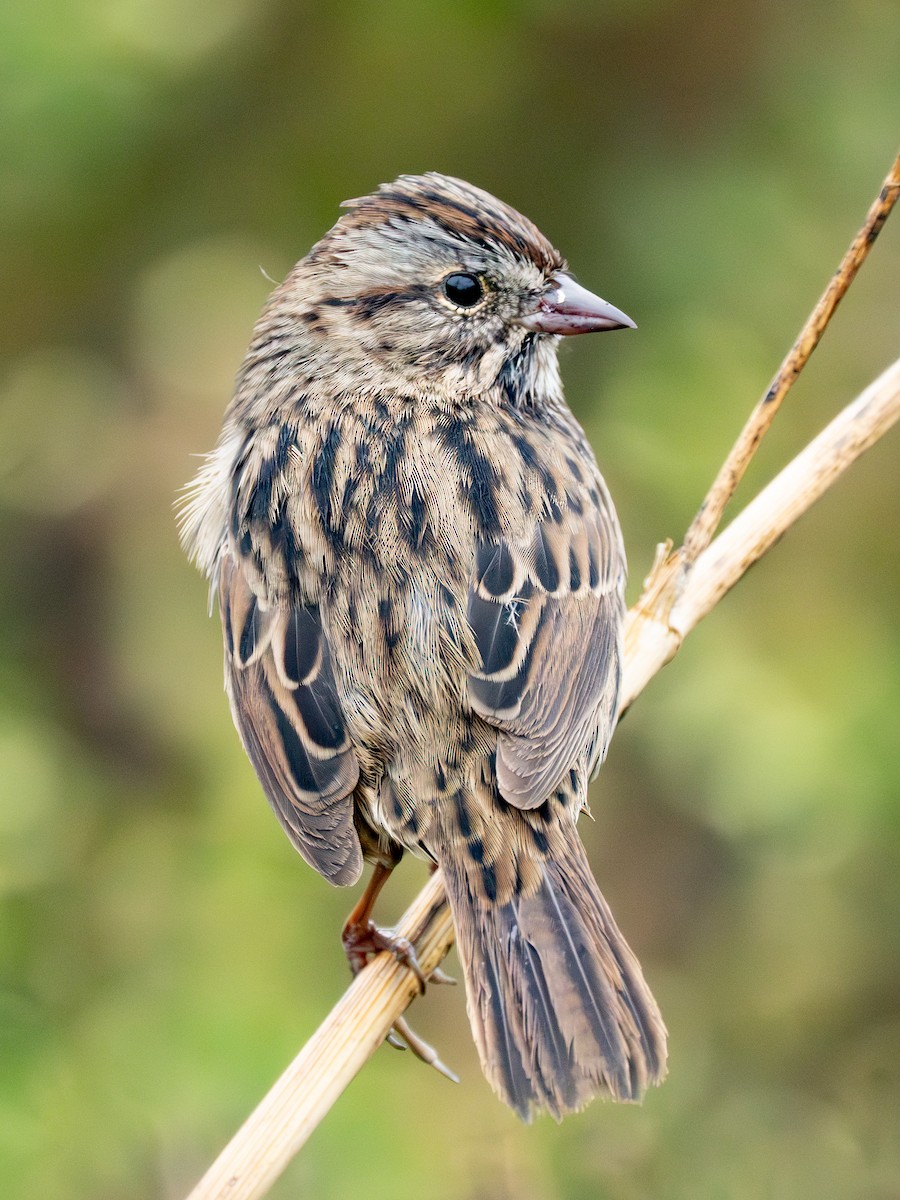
[254,172,635,405]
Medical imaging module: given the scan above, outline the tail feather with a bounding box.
[442,834,667,1121]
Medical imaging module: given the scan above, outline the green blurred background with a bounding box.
[1,2,898,1198]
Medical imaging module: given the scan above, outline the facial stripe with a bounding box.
[340,174,564,275]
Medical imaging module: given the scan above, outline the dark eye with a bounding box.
[442,272,484,308]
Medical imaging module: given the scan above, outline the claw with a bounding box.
[381,932,427,992]
[428,966,457,986]
[385,1029,407,1051]
[392,1016,460,1084]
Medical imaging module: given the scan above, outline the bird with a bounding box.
[179,172,667,1120]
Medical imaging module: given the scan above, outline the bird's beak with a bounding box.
[519,273,636,336]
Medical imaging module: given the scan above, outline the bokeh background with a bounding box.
[1,2,898,1198]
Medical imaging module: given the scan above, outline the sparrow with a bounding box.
[180,172,667,1120]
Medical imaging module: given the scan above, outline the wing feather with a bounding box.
[467,499,624,809]
[220,554,362,884]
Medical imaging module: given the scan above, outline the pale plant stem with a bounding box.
[185,356,900,1200]
[185,870,455,1200]
[623,356,900,703]
[681,151,900,565]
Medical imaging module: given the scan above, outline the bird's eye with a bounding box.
[442,272,484,308]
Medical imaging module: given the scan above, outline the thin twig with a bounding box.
[624,356,900,701]
[681,150,900,566]
[185,356,900,1200]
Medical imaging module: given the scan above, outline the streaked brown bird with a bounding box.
[180,173,667,1119]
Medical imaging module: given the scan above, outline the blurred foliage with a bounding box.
[1,1,898,1198]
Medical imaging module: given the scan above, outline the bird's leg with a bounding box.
[341,862,458,1083]
[341,862,426,985]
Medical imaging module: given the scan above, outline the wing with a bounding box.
[467,498,625,809]
[219,553,362,885]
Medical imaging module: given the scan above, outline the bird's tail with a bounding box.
[440,829,668,1120]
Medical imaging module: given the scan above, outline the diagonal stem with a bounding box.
[681,150,900,566]
[186,870,454,1200]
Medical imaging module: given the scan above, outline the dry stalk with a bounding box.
[186,355,900,1200]
[622,356,900,701]
[185,871,455,1200]
[681,150,900,565]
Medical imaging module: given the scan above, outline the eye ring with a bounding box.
[442,272,484,309]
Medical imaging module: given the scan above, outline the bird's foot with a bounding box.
[342,920,428,990]
[341,920,458,1083]
[341,862,458,1082]
[388,1015,460,1084]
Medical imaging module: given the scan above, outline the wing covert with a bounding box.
[219,553,362,884]
[467,501,625,809]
